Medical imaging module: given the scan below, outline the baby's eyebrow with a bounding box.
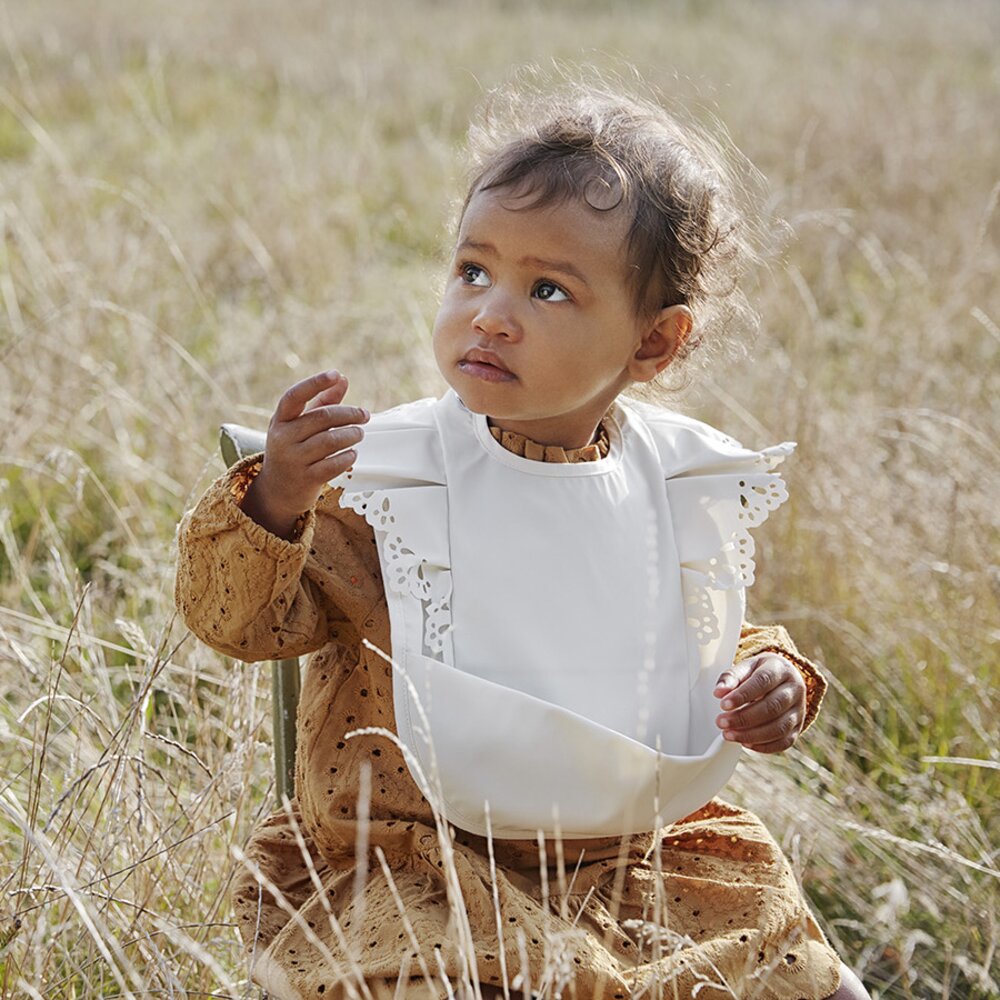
[455,238,495,266]
[519,255,590,288]
[456,239,590,288]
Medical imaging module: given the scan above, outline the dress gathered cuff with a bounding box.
[214,454,318,553]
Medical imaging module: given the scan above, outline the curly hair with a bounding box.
[460,73,767,385]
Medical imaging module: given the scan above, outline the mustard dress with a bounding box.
[175,429,840,1000]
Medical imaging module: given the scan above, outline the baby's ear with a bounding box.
[628,305,693,382]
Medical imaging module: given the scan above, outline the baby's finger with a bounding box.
[717,679,802,732]
[291,403,371,441]
[717,655,786,711]
[274,370,344,422]
[298,423,366,463]
[743,734,799,755]
[714,659,754,698]
[721,708,802,748]
[309,448,359,481]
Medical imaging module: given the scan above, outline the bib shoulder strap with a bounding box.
[617,399,793,477]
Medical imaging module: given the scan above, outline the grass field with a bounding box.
[1,0,998,996]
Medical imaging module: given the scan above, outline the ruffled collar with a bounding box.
[487,421,611,464]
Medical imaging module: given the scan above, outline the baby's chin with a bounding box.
[455,394,522,423]
[447,384,560,424]
[444,382,505,418]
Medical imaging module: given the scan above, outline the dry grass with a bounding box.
[0,0,997,996]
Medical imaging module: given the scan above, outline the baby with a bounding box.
[177,81,869,1000]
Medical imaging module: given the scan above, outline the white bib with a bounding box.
[334,391,793,839]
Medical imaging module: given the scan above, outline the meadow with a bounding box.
[0,0,997,996]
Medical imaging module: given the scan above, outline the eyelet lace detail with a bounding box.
[685,582,720,645]
[339,484,452,656]
[711,471,790,589]
[738,473,790,528]
[682,445,793,644]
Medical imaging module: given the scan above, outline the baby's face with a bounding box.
[432,188,647,450]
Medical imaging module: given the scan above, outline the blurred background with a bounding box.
[0,1,997,996]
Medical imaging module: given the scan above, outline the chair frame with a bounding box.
[219,424,301,805]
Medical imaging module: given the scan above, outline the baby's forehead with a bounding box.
[457,187,636,286]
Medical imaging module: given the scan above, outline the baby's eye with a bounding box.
[533,281,569,302]
[460,263,490,287]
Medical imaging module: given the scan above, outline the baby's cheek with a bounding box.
[430,316,455,369]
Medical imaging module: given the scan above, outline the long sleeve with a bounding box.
[174,455,383,661]
[735,623,827,734]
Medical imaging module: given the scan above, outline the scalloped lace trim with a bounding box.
[684,461,791,644]
[337,444,791,653]
[339,488,452,656]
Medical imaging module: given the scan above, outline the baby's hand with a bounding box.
[713,654,807,754]
[241,370,370,539]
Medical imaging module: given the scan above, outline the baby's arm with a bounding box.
[175,371,378,661]
[712,624,827,754]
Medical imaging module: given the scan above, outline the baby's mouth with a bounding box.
[458,349,516,382]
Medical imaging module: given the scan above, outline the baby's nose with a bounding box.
[473,290,522,340]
